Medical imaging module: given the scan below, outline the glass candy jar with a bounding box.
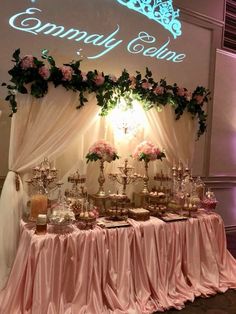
[30,185,48,221]
[195,176,205,201]
[201,188,218,211]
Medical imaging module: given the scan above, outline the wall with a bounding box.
[174,0,236,227]
[174,0,225,22]
[0,0,236,227]
[207,49,236,227]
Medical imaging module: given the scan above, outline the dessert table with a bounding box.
[0,210,236,314]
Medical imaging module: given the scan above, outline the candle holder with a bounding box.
[65,170,87,218]
[141,160,150,194]
[26,157,58,195]
[108,159,142,195]
[65,170,86,199]
[26,157,59,221]
[95,159,106,197]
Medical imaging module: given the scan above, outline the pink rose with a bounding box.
[94,73,105,86]
[60,66,74,81]
[141,81,152,89]
[177,87,185,97]
[184,90,192,101]
[109,75,117,82]
[133,140,162,161]
[88,140,117,161]
[81,72,87,82]
[129,75,136,89]
[194,94,204,105]
[153,86,164,95]
[155,148,161,155]
[38,66,50,80]
[166,89,174,95]
[20,55,35,70]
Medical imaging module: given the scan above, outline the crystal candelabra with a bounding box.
[171,162,193,195]
[108,159,142,195]
[64,170,87,216]
[26,157,58,194]
[65,170,86,199]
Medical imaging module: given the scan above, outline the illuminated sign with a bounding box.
[115,0,182,39]
[8,6,186,63]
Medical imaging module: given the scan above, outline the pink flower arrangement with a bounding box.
[153,86,164,95]
[86,140,119,163]
[129,75,136,89]
[132,140,165,162]
[94,73,105,86]
[60,65,74,81]
[81,72,87,82]
[177,88,193,101]
[109,74,117,82]
[177,87,186,97]
[184,90,192,101]
[194,94,204,105]
[38,66,50,80]
[141,81,152,89]
[20,55,35,70]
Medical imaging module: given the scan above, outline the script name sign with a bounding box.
[9,6,186,63]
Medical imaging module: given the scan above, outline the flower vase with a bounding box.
[96,159,106,197]
[141,160,149,194]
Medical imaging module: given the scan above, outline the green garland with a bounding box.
[2,49,210,139]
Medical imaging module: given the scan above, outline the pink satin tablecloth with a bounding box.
[0,210,236,314]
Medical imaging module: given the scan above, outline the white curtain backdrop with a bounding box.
[145,105,196,166]
[58,101,197,198]
[0,85,99,290]
[0,90,198,291]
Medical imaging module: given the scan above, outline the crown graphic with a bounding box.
[115,0,182,39]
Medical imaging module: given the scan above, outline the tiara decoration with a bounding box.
[115,0,182,39]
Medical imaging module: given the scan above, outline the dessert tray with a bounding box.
[160,213,188,222]
[97,218,131,228]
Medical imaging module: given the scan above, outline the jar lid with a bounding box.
[36,214,47,225]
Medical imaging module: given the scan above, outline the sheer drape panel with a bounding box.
[0,85,99,290]
[145,106,196,166]
[9,87,99,171]
[63,103,197,197]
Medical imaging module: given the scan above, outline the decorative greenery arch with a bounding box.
[2,49,210,139]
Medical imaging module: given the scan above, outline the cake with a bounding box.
[128,208,150,221]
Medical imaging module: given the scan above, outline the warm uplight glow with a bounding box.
[108,99,147,139]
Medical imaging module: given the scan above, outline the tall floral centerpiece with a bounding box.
[86,140,119,196]
[132,141,166,194]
